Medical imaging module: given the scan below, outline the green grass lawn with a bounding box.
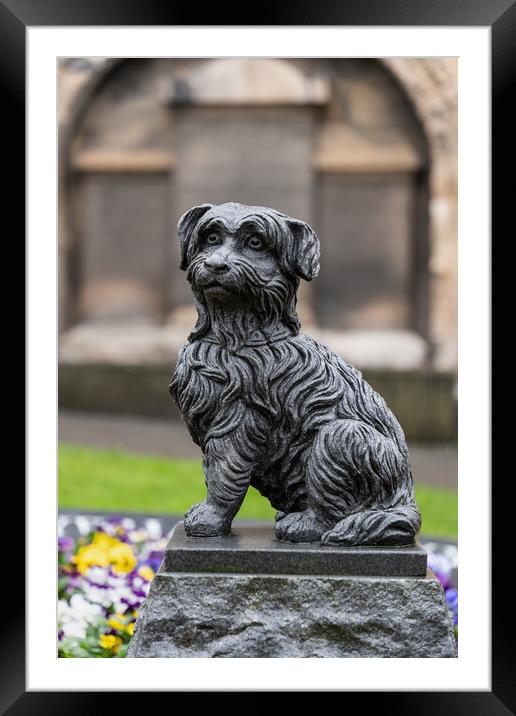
[59,443,457,539]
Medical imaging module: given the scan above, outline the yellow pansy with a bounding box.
[107,613,127,631]
[93,533,118,548]
[107,612,136,635]
[72,532,137,575]
[109,542,137,575]
[137,565,155,581]
[100,634,123,652]
[72,544,110,574]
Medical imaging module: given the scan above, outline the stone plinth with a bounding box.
[163,522,428,577]
[127,522,456,658]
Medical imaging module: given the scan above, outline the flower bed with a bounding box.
[58,515,458,657]
[425,544,459,641]
[58,516,167,657]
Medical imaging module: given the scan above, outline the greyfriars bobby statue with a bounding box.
[128,202,455,659]
[169,202,421,546]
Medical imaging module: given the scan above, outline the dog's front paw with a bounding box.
[184,501,231,537]
[274,509,327,543]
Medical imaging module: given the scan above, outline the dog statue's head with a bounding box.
[177,202,320,343]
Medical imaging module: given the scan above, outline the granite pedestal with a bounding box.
[127,522,457,658]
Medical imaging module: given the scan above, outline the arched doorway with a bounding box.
[64,57,430,349]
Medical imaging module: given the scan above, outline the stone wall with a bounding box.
[384,59,458,369]
[58,362,457,442]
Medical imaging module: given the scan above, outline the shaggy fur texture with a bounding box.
[169,202,421,545]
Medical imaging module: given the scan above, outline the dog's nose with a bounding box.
[204,254,230,274]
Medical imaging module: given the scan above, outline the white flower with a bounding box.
[57,516,72,537]
[145,519,162,539]
[58,598,96,640]
[82,584,113,608]
[61,620,87,639]
[58,599,71,620]
[75,516,93,535]
[98,521,117,535]
[104,583,138,612]
[441,544,458,568]
[87,567,109,585]
[128,529,147,543]
[426,551,452,577]
[69,593,103,621]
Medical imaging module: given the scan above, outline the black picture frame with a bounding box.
[10,0,505,710]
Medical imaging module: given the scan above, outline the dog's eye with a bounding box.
[247,236,265,251]
[206,234,221,246]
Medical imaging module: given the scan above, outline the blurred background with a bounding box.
[58,57,458,538]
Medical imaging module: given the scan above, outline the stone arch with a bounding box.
[58,57,456,368]
[59,57,456,168]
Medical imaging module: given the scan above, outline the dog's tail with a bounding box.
[320,500,421,546]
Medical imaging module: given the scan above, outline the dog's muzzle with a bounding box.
[203,255,230,274]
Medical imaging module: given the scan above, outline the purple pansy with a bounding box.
[445,587,458,625]
[58,536,75,552]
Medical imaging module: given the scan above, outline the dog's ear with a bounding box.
[284,218,320,281]
[178,204,214,270]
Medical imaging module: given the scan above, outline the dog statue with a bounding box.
[169,202,421,545]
